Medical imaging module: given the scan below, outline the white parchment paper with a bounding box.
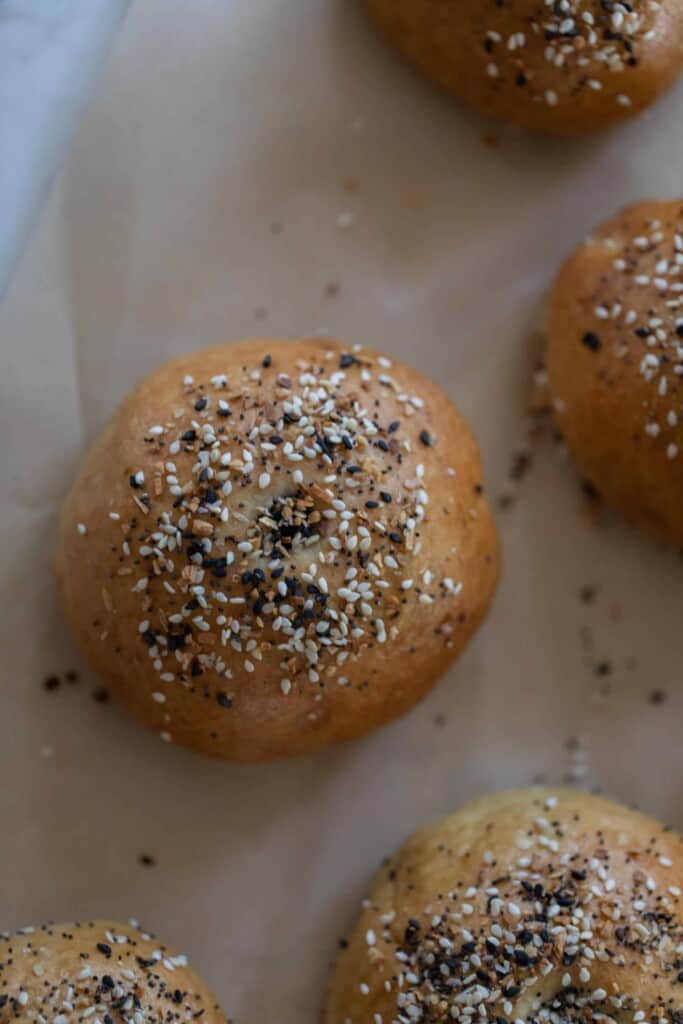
[2,2,683,1021]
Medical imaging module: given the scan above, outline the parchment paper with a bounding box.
[2,2,683,1021]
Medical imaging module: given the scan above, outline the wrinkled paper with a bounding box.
[2,2,683,1021]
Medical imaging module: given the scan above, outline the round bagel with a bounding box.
[365,0,683,135]
[56,338,499,760]
[326,787,683,1023]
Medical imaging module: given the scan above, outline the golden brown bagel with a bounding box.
[364,0,683,136]
[0,919,227,1022]
[326,787,683,1023]
[56,338,499,761]
[548,198,683,544]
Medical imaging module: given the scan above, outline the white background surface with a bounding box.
[0,0,129,298]
[2,2,683,1021]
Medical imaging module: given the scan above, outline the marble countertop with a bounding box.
[0,0,130,299]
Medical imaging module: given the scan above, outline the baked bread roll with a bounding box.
[548,198,683,543]
[0,919,226,1022]
[56,338,499,761]
[364,0,683,135]
[326,787,683,1023]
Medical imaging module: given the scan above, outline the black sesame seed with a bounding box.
[262,354,272,367]
[217,692,233,708]
[194,397,207,411]
[339,353,357,369]
[97,943,112,957]
[582,332,601,351]
[419,429,433,446]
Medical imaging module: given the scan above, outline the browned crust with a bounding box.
[365,0,683,136]
[56,338,499,761]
